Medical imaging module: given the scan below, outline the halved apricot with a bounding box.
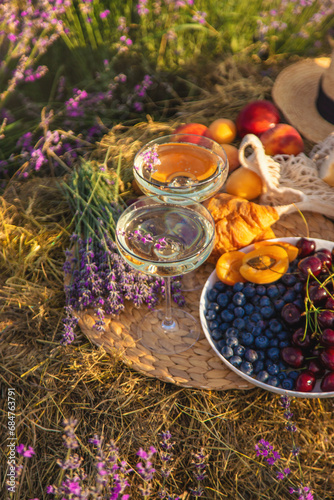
[239,245,289,284]
[253,241,298,262]
[216,250,246,286]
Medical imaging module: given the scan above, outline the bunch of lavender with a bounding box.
[254,395,314,500]
[61,158,184,345]
[188,448,209,497]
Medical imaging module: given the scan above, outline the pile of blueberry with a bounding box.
[204,238,334,393]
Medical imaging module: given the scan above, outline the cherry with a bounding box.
[307,359,326,378]
[291,328,312,349]
[319,347,334,370]
[308,283,329,306]
[298,255,323,277]
[281,346,304,368]
[281,303,302,327]
[318,310,334,329]
[325,297,334,309]
[295,371,316,392]
[320,372,334,392]
[296,238,316,258]
[319,329,334,347]
[317,248,332,261]
[315,251,332,269]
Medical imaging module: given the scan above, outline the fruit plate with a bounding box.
[199,237,334,399]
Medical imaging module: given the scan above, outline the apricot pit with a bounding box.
[239,245,289,284]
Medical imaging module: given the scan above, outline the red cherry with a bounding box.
[318,310,334,330]
[319,348,334,370]
[296,238,316,258]
[281,346,304,368]
[298,255,323,277]
[295,371,316,392]
[291,328,312,349]
[319,329,334,347]
[306,359,326,379]
[320,372,334,392]
[325,297,334,309]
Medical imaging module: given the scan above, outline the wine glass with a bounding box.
[133,134,229,203]
[116,195,215,354]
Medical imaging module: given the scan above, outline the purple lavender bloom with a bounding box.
[192,11,207,24]
[100,9,110,19]
[62,417,79,449]
[16,444,35,457]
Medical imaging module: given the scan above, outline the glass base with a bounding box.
[137,307,200,355]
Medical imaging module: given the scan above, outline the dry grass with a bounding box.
[1,59,334,499]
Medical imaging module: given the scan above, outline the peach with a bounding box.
[208,118,237,144]
[173,122,214,144]
[222,144,240,172]
[225,167,263,200]
[260,123,304,156]
[236,100,280,138]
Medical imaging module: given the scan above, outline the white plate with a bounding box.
[199,237,334,398]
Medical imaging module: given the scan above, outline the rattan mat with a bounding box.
[77,212,334,391]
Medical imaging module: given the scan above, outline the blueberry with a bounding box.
[220,310,234,322]
[234,306,245,318]
[256,370,269,382]
[251,326,263,337]
[221,346,233,358]
[209,320,220,331]
[256,350,266,361]
[260,296,271,307]
[214,281,226,292]
[257,319,267,330]
[267,285,279,299]
[253,360,264,374]
[233,292,246,306]
[251,294,261,306]
[282,289,296,303]
[217,293,229,308]
[251,312,262,323]
[227,302,235,311]
[243,284,256,297]
[288,370,299,380]
[261,305,275,319]
[278,372,287,381]
[233,318,246,330]
[229,355,243,368]
[255,335,269,349]
[205,310,217,321]
[267,376,280,387]
[294,298,304,309]
[282,273,297,286]
[207,302,220,312]
[220,322,230,332]
[217,339,226,350]
[267,347,280,362]
[277,283,286,295]
[267,363,279,376]
[274,298,285,311]
[240,361,254,376]
[293,281,304,294]
[241,332,254,346]
[281,378,294,390]
[234,345,246,357]
[279,340,291,348]
[225,327,239,338]
[269,319,282,333]
[264,329,274,339]
[211,329,223,341]
[277,330,288,340]
[244,303,255,315]
[245,349,258,363]
[207,288,218,301]
[226,336,239,348]
[256,285,267,296]
[233,282,245,292]
[269,338,279,347]
[278,361,288,372]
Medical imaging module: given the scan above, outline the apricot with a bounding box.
[260,123,304,156]
[222,144,240,172]
[208,118,237,144]
[253,240,299,262]
[225,167,263,200]
[216,250,246,286]
[239,245,289,284]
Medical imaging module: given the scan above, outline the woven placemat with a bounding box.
[77,212,334,391]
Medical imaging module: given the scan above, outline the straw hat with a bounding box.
[272,51,334,143]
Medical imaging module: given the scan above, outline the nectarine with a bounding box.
[236,100,280,138]
[173,123,214,144]
[260,123,304,156]
[208,118,237,144]
[222,144,240,172]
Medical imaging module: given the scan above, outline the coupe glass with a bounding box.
[133,134,229,203]
[116,195,215,354]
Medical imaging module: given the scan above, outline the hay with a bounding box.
[1,63,334,499]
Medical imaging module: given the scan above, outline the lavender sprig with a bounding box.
[189,448,209,497]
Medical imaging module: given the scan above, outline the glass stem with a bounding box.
[162,276,176,329]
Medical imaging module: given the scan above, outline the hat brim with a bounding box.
[272,57,333,143]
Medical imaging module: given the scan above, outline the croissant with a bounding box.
[203,193,279,262]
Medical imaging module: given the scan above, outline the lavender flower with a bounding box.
[189,448,208,497]
[16,444,35,457]
[136,446,157,497]
[255,439,281,465]
[139,144,161,173]
[289,485,314,500]
[62,417,79,449]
